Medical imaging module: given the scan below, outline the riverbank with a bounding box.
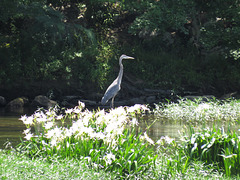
[1,79,239,114]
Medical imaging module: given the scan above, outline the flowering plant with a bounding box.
[18,102,156,177]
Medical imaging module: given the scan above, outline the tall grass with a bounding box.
[154,98,240,123]
[182,126,240,176]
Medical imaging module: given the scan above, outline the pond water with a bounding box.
[1,107,237,149]
[0,108,185,149]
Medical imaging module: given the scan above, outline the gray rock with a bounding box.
[220,92,237,100]
[146,96,156,104]
[0,96,6,106]
[183,95,215,101]
[129,98,145,105]
[6,97,29,110]
[63,96,81,101]
[32,95,57,108]
[113,100,129,107]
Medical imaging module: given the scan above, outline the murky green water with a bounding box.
[0,108,185,149]
[0,116,24,149]
[0,107,37,149]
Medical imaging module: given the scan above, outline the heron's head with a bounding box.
[120,54,135,60]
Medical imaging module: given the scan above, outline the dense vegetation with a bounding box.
[1,0,240,99]
[2,99,240,179]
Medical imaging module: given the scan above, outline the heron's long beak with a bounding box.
[127,56,134,59]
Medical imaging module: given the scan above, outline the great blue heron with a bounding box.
[101,54,134,108]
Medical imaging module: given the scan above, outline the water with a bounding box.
[139,116,184,142]
[1,108,238,149]
[0,108,185,149]
[0,111,25,149]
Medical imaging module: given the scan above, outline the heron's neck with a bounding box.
[117,58,124,85]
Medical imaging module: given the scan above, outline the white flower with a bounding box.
[34,112,42,118]
[82,126,94,135]
[78,101,85,109]
[127,104,149,113]
[36,116,48,123]
[73,108,81,114]
[195,103,211,112]
[46,127,62,139]
[105,123,115,134]
[56,114,63,120]
[25,133,33,140]
[143,132,154,145]
[110,106,127,117]
[50,139,57,147]
[156,136,174,145]
[104,152,116,165]
[82,114,92,126]
[23,128,31,135]
[65,108,73,114]
[44,121,54,129]
[21,116,34,125]
[131,118,139,126]
[91,132,105,140]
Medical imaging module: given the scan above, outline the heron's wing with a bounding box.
[101,80,120,105]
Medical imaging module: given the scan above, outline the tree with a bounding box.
[126,0,240,59]
[0,0,95,84]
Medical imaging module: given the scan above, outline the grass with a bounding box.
[0,150,116,180]
[182,126,240,177]
[2,99,240,179]
[154,98,240,123]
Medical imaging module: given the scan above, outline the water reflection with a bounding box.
[0,108,34,149]
[0,108,185,149]
[139,115,183,142]
[0,115,25,148]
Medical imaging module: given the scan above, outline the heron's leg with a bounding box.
[111,96,115,108]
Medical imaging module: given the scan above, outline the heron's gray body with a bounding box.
[101,54,134,108]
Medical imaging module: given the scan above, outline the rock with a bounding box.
[146,96,156,104]
[0,96,6,106]
[32,95,57,108]
[101,98,146,108]
[129,98,145,105]
[6,97,29,110]
[62,96,81,101]
[220,92,237,100]
[183,95,215,101]
[144,88,173,95]
[112,100,129,107]
[61,100,75,108]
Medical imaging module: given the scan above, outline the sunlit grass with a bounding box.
[154,98,240,123]
[182,126,240,177]
[0,150,117,180]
